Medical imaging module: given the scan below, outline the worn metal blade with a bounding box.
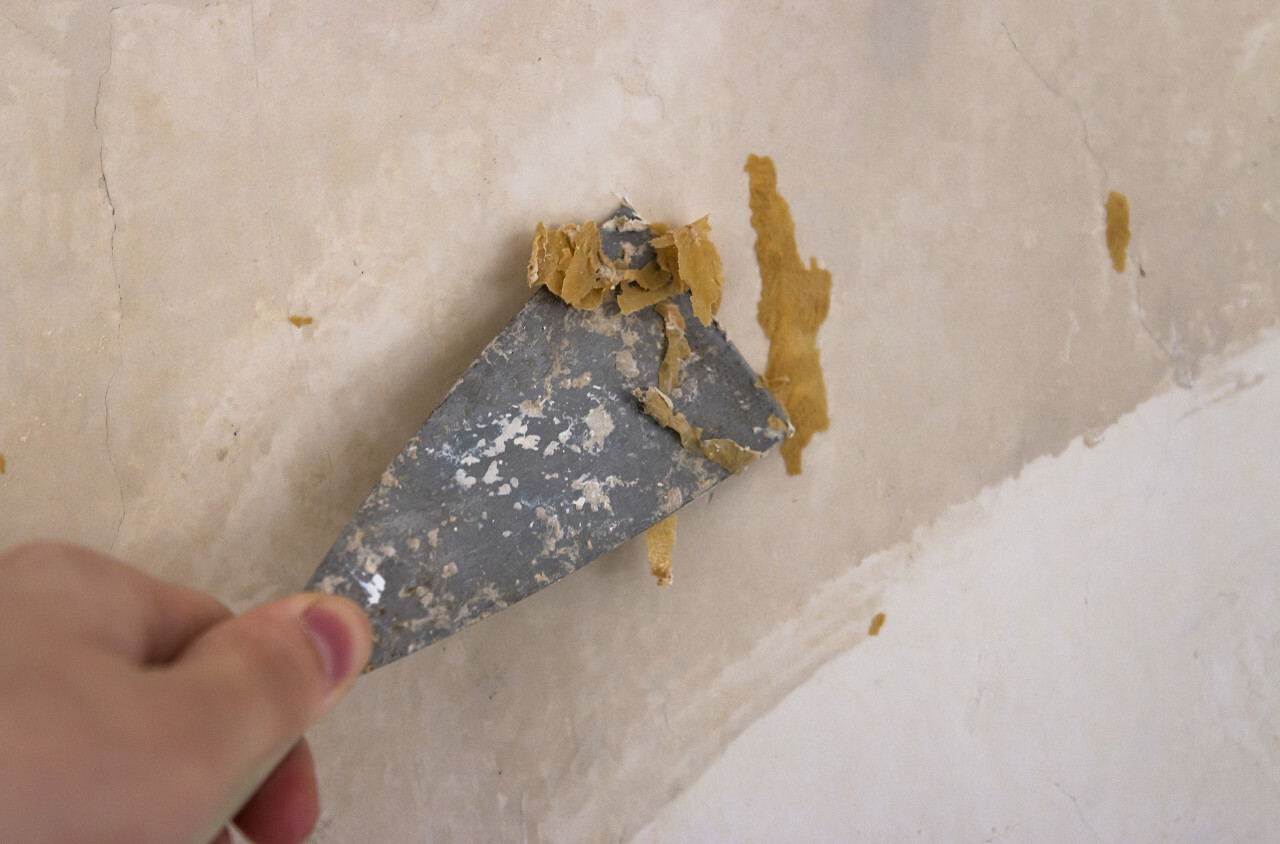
[307,206,788,669]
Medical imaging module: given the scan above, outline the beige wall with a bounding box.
[2,1,1277,839]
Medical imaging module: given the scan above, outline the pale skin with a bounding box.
[0,542,374,844]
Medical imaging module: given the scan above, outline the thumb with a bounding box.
[160,594,372,841]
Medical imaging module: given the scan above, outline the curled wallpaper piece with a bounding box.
[646,514,677,587]
[746,154,832,475]
[528,210,740,588]
[1105,190,1131,273]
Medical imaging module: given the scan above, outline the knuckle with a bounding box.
[222,620,322,731]
[0,541,97,603]
[2,540,79,570]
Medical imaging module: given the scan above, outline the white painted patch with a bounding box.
[571,474,613,513]
[356,542,386,575]
[454,469,477,489]
[660,487,684,511]
[538,509,565,553]
[615,349,640,379]
[601,214,649,233]
[357,572,386,605]
[482,415,530,458]
[483,461,502,484]
[583,405,615,454]
[317,574,348,594]
[440,562,458,578]
[344,530,365,553]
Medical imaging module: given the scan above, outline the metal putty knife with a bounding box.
[306,206,787,669]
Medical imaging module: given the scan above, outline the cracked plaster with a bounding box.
[94,8,126,551]
[1000,19,1193,384]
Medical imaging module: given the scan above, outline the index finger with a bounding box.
[0,542,231,665]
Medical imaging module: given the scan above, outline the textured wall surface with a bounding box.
[2,1,1277,840]
[639,332,1280,842]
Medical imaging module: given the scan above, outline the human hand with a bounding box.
[0,542,373,844]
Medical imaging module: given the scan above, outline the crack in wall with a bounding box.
[1000,22,1188,384]
[94,7,126,552]
[1128,267,1195,387]
[611,56,671,125]
[1051,780,1102,842]
[1000,23,1108,187]
[0,9,53,55]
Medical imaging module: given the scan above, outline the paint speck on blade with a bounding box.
[357,572,386,604]
[583,404,614,453]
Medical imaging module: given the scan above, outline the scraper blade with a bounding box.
[306,207,787,669]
